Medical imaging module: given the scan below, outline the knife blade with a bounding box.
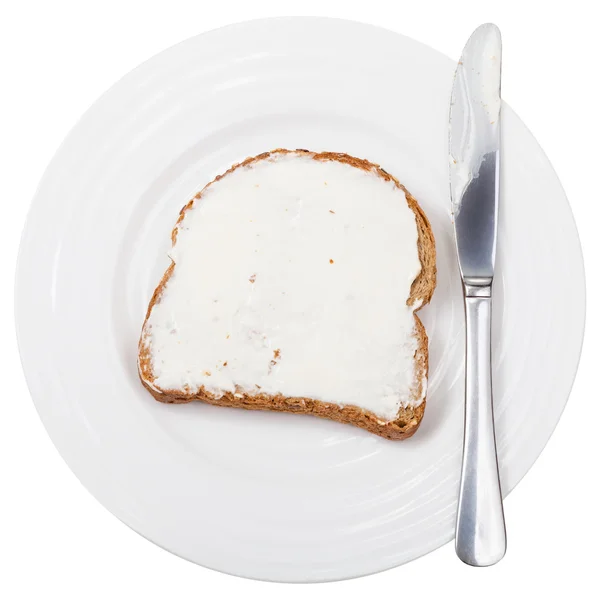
[449,23,507,567]
[450,23,501,288]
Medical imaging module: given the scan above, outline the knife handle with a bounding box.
[455,290,506,566]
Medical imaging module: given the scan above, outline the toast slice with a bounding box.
[138,149,436,440]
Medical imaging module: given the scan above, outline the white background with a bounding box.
[1,0,598,597]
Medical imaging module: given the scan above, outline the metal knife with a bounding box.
[449,23,507,566]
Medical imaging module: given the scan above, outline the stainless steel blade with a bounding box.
[449,23,501,288]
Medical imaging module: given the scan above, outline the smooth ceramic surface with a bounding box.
[15,17,585,582]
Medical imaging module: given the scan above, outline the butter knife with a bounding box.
[449,23,507,566]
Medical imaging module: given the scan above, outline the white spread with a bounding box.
[449,24,501,216]
[143,152,424,422]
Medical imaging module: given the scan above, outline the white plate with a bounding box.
[16,17,585,582]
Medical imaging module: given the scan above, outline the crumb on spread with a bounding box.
[329,258,334,264]
[249,274,256,283]
[324,181,328,185]
[223,361,228,367]
[329,209,335,214]
[226,333,230,339]
[268,349,281,374]
[203,370,211,376]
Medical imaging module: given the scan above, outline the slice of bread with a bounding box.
[138,149,436,440]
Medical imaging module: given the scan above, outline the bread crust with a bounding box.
[138,149,436,440]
